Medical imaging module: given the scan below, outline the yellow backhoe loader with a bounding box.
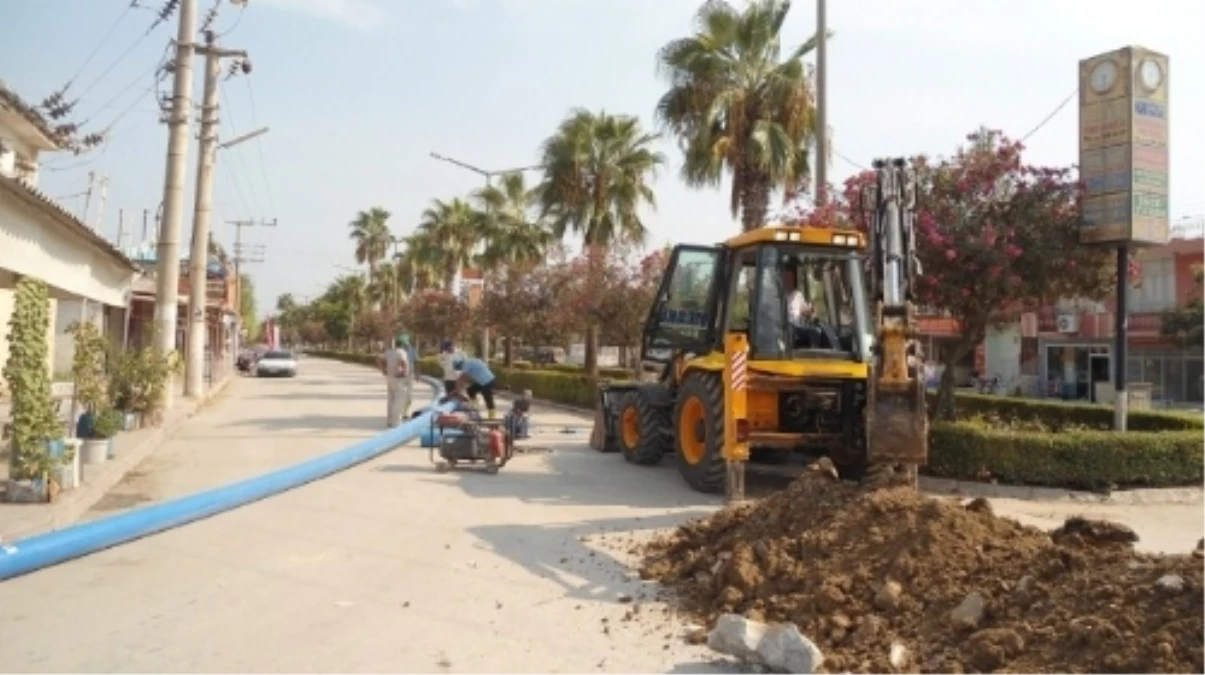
[595,159,928,498]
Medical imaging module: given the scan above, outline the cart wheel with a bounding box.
[485,463,499,475]
[435,461,450,473]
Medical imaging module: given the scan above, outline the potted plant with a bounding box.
[51,437,81,492]
[84,409,122,464]
[2,278,65,502]
[106,348,141,430]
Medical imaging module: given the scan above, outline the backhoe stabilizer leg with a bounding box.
[725,460,747,503]
[723,333,751,504]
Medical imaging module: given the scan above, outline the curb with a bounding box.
[3,375,236,542]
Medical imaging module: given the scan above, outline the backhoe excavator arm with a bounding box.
[863,158,929,481]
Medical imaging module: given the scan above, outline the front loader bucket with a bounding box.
[866,384,929,466]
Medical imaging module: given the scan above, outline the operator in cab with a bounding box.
[453,356,498,420]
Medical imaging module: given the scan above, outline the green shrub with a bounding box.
[929,420,1203,490]
[926,390,1202,432]
[2,278,61,482]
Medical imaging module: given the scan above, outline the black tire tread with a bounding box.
[675,371,726,494]
[620,385,674,465]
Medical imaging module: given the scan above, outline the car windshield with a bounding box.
[263,350,293,360]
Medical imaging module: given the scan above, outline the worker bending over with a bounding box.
[453,356,497,419]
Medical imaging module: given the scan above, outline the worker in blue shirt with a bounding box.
[453,356,497,419]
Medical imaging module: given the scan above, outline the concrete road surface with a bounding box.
[0,359,724,673]
[0,358,1200,673]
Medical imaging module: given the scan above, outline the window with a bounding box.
[1128,258,1175,311]
[646,247,721,352]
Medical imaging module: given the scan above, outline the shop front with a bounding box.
[1040,340,1112,402]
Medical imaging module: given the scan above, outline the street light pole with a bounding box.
[428,152,543,360]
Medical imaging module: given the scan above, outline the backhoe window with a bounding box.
[646,247,720,351]
[735,244,868,361]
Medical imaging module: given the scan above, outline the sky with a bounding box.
[2,0,1203,315]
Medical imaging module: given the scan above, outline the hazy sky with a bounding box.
[2,0,1202,313]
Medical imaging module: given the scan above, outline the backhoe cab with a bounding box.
[598,159,929,497]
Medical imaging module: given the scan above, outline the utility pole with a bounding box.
[229,218,273,347]
[153,0,198,411]
[116,208,126,248]
[81,171,96,224]
[185,32,249,398]
[93,174,109,232]
[814,0,829,207]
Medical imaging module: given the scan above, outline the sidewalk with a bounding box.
[0,375,234,543]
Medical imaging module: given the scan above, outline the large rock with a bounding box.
[707,614,824,674]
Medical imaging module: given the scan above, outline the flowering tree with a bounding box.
[397,291,473,350]
[597,247,669,371]
[1162,266,1203,349]
[479,262,577,365]
[787,130,1121,418]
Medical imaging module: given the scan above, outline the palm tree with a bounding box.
[398,232,441,293]
[474,171,552,270]
[417,198,481,293]
[655,0,824,231]
[537,108,665,375]
[348,207,393,284]
[473,171,554,364]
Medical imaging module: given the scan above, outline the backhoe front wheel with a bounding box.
[674,371,726,494]
[618,385,673,465]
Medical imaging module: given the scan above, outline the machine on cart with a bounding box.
[428,401,516,475]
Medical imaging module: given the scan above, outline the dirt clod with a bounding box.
[640,469,1204,674]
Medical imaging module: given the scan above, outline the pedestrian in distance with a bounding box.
[437,339,463,395]
[453,356,497,419]
[375,336,411,428]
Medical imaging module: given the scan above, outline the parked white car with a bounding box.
[256,349,298,378]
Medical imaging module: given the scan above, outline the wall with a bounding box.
[0,192,133,307]
[984,322,1022,384]
[50,298,104,377]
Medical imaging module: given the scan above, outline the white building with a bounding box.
[0,80,140,389]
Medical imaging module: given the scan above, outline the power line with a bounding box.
[76,40,173,127]
[58,4,136,93]
[1021,87,1077,143]
[244,76,276,216]
[219,81,265,219]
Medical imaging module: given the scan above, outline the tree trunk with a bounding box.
[934,332,981,420]
[503,336,514,367]
[444,268,457,294]
[740,173,773,232]
[585,323,600,379]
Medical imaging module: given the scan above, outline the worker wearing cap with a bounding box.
[375,335,411,427]
[453,356,497,419]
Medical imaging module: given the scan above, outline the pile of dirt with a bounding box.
[640,467,1204,673]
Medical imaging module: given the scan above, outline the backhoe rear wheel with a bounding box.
[674,371,726,494]
[618,385,673,465]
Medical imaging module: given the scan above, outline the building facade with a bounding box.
[916,233,1203,408]
[0,81,140,388]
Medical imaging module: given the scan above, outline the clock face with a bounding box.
[1089,59,1118,94]
[1139,59,1164,91]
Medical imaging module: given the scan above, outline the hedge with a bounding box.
[310,350,1204,489]
[928,420,1203,490]
[925,390,1204,432]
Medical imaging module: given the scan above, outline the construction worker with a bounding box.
[452,356,497,419]
[375,336,411,427]
[437,339,464,395]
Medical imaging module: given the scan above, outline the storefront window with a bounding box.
[1144,358,1164,399]
[1186,358,1204,404]
[1127,357,1143,383]
[1164,357,1186,404]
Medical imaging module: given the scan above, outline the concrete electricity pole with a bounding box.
[154,0,198,411]
[184,33,248,398]
[814,0,829,207]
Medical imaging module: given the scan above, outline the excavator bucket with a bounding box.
[866,382,929,467]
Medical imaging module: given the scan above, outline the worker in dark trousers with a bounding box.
[453,356,497,420]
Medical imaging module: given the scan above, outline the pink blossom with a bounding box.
[944,249,957,261]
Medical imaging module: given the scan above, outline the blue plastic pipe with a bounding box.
[0,378,453,582]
